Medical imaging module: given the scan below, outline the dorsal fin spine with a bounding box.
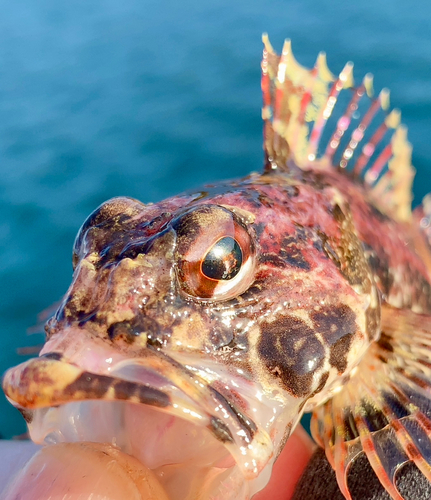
[261,36,414,221]
[343,93,383,172]
[364,143,393,184]
[354,120,390,177]
[364,109,402,185]
[325,82,367,161]
[307,62,354,161]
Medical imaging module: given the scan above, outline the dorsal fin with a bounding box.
[261,35,415,222]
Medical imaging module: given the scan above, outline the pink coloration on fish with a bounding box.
[3,36,431,499]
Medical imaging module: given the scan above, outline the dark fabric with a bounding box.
[292,448,431,500]
[291,448,345,500]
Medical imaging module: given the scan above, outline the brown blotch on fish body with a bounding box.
[311,304,357,374]
[257,315,325,397]
[329,334,354,373]
[259,253,288,268]
[311,304,356,344]
[280,245,310,270]
[277,231,311,270]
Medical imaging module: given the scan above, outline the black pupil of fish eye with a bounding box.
[201,237,243,281]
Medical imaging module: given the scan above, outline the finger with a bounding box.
[0,440,41,493]
[253,425,315,500]
[1,441,169,500]
[0,427,315,500]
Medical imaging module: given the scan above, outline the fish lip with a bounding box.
[2,348,274,480]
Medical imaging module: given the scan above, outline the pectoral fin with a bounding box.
[311,305,431,500]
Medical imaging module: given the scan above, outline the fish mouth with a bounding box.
[3,345,275,499]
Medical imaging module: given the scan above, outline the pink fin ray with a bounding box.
[324,77,369,162]
[261,35,415,222]
[311,306,431,499]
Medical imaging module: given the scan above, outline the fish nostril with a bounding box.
[118,238,155,261]
[108,317,171,349]
[108,320,145,344]
[139,212,173,235]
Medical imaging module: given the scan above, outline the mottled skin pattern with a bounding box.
[39,169,370,403]
[313,167,431,314]
[9,165,428,404]
[44,162,406,406]
[4,162,431,496]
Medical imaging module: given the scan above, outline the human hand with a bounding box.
[0,426,314,499]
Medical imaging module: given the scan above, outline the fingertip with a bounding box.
[1,442,169,500]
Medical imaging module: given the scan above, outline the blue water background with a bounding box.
[1,0,431,438]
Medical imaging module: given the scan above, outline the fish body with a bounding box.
[3,37,431,500]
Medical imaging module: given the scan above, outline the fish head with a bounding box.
[3,177,380,499]
[65,195,258,354]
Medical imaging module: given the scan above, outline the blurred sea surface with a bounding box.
[1,0,431,437]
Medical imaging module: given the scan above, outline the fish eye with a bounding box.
[174,205,255,300]
[201,237,243,281]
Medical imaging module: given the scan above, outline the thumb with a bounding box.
[0,427,315,500]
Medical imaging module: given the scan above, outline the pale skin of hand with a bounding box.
[0,426,314,500]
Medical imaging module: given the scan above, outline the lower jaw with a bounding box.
[28,400,249,500]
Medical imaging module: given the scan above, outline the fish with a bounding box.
[3,34,431,500]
